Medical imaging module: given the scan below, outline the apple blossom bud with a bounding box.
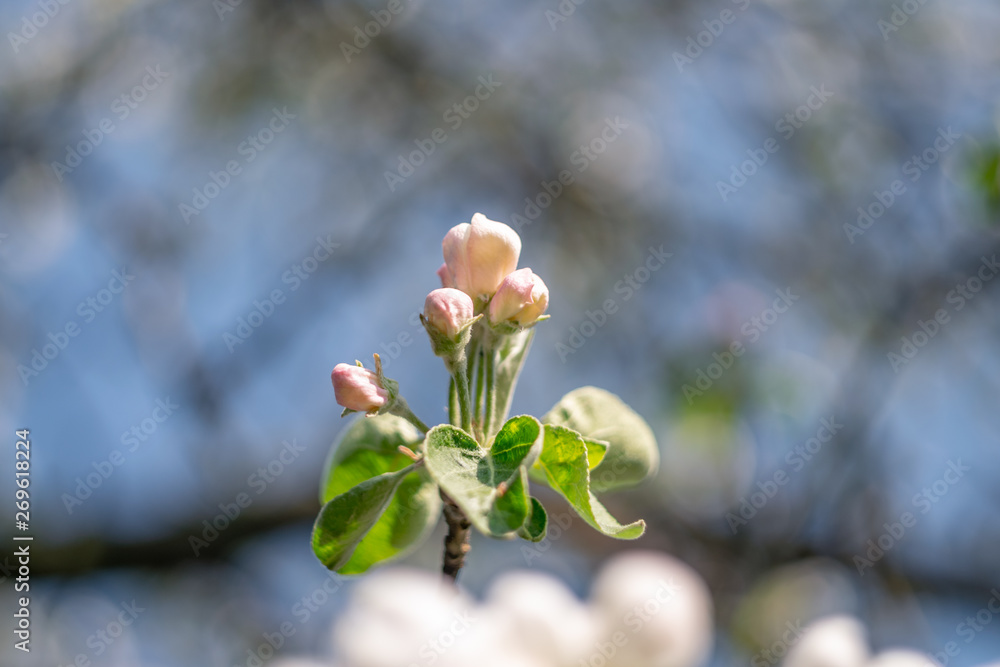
[436,263,456,289]
[442,213,521,301]
[424,288,475,339]
[488,268,549,327]
[331,363,389,413]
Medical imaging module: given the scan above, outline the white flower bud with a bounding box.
[487,268,549,327]
[331,363,388,413]
[442,213,521,301]
[424,288,475,339]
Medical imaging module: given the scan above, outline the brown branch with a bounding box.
[440,491,471,582]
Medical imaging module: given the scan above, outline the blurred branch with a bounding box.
[25,501,317,577]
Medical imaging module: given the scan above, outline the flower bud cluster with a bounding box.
[331,212,549,426]
[436,213,548,329]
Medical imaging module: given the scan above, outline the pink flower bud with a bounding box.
[488,268,549,326]
[331,363,389,413]
[423,288,475,339]
[442,213,521,300]
[436,263,455,289]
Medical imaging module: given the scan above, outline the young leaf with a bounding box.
[424,416,542,538]
[492,329,534,429]
[336,470,441,574]
[543,386,659,493]
[517,496,548,542]
[584,438,608,469]
[318,415,440,574]
[320,414,421,502]
[312,464,416,572]
[534,424,645,539]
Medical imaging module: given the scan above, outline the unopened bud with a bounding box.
[488,268,549,327]
[331,362,389,413]
[442,213,521,303]
[423,288,475,339]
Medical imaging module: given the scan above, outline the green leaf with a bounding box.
[312,465,416,572]
[317,415,440,574]
[424,416,542,538]
[320,415,421,503]
[492,329,535,429]
[534,425,645,539]
[543,386,659,493]
[337,469,441,574]
[584,438,608,469]
[965,142,1000,220]
[517,497,548,542]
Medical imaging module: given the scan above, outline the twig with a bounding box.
[440,490,471,582]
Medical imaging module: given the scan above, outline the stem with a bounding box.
[473,344,484,428]
[440,490,471,582]
[465,334,479,388]
[448,377,458,427]
[452,356,472,434]
[392,399,430,433]
[483,345,496,441]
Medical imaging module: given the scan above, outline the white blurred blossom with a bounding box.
[782,618,949,667]
[484,571,597,666]
[866,651,940,667]
[324,552,715,667]
[782,616,869,667]
[589,551,714,667]
[333,568,475,667]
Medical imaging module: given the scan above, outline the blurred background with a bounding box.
[1,0,999,664]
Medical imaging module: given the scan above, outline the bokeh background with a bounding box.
[2,0,1000,664]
